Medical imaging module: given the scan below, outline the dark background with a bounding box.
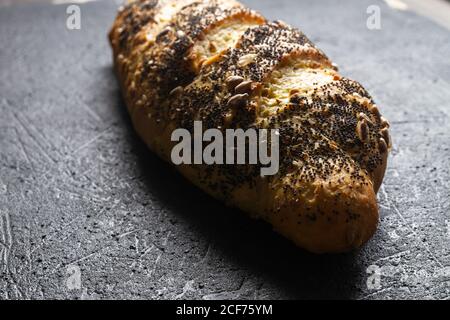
[0,0,449,299]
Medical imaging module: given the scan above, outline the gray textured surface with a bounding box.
[0,0,449,300]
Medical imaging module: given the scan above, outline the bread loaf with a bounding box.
[109,0,391,253]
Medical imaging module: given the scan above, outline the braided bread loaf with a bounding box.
[109,0,391,253]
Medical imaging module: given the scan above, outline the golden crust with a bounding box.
[109,0,391,253]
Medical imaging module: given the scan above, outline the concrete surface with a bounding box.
[0,0,449,300]
[3,0,450,31]
[401,0,450,30]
